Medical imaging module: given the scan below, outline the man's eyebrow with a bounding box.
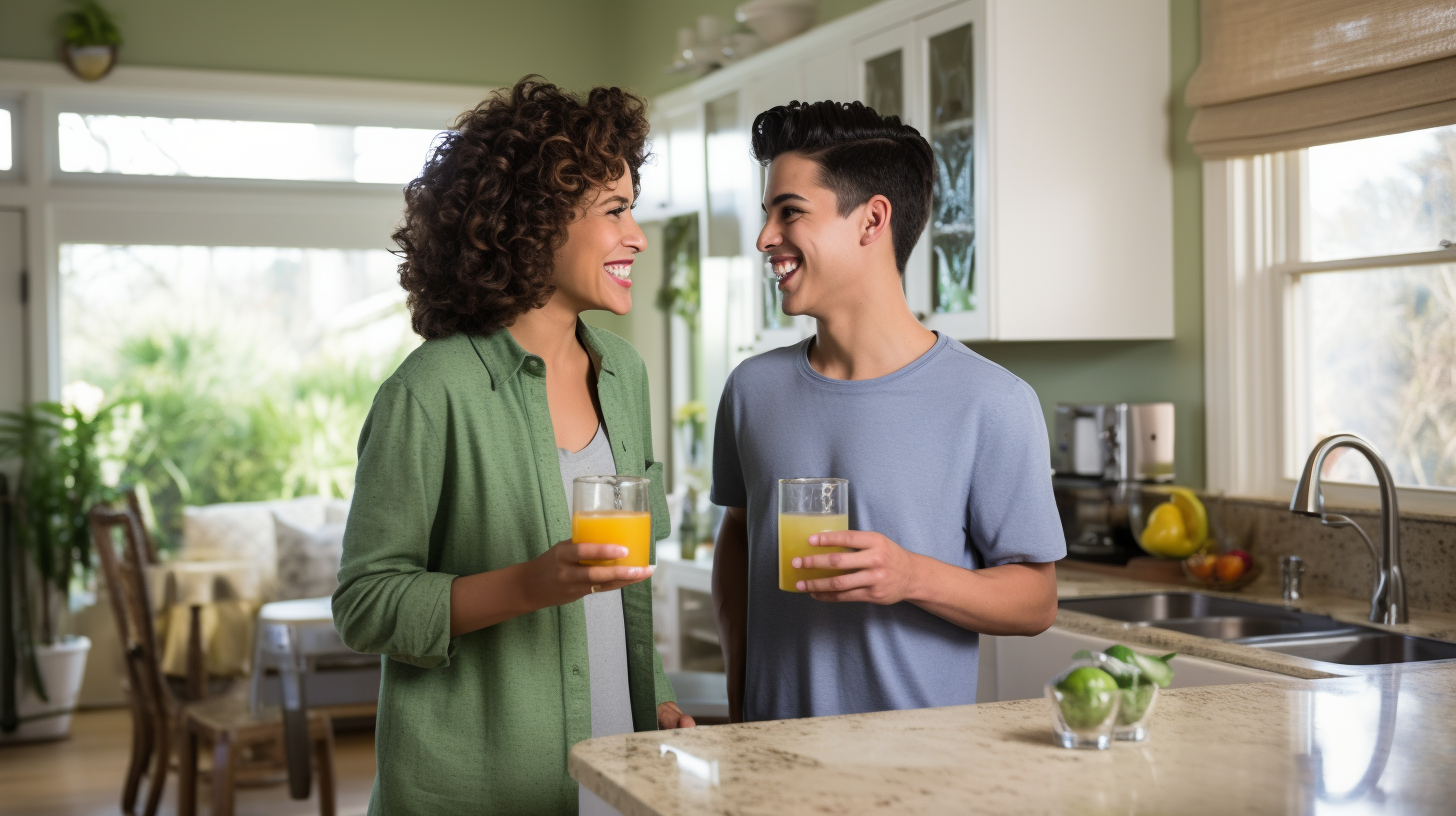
[762,192,810,211]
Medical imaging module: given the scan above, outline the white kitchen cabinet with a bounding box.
[642,0,1173,343]
[976,626,1299,704]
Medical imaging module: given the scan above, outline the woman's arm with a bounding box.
[449,543,651,637]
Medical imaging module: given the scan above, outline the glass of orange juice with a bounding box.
[574,476,652,567]
[778,478,849,592]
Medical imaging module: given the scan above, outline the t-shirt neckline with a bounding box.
[795,331,948,389]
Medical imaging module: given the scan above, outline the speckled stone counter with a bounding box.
[571,565,1456,815]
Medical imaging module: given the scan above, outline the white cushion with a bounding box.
[273,517,345,602]
[180,496,332,599]
[324,498,352,525]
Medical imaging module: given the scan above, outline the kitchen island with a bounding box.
[570,564,1456,815]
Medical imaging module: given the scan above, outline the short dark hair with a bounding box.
[393,76,649,340]
[750,101,934,273]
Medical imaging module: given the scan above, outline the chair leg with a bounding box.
[313,727,337,816]
[121,699,149,814]
[211,732,236,816]
[178,723,198,816]
[143,709,171,816]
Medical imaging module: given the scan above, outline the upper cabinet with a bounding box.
[639,0,1172,344]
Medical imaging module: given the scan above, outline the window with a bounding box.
[0,108,12,172]
[1205,123,1456,512]
[59,243,417,545]
[1293,125,1456,490]
[58,113,443,184]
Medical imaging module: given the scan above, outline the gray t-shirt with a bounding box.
[558,425,633,816]
[710,333,1065,721]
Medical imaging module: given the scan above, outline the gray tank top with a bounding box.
[558,425,634,816]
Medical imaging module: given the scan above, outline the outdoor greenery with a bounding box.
[94,329,403,552]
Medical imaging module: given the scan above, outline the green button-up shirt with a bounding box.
[333,325,674,816]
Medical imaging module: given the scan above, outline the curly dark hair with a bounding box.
[392,76,650,339]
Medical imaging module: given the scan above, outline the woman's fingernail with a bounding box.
[796,581,806,591]
[808,535,818,545]
[792,557,801,568]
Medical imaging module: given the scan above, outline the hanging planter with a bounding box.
[58,1,122,82]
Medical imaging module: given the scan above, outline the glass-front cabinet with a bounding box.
[853,1,987,339]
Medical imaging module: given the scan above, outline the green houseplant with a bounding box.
[58,0,123,81]
[0,393,124,741]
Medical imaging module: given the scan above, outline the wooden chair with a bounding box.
[89,503,337,816]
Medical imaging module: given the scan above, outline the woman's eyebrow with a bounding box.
[602,195,631,207]
[762,192,809,211]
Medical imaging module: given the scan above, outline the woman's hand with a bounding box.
[522,539,654,610]
[657,701,696,730]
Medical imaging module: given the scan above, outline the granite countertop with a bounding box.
[572,563,1456,815]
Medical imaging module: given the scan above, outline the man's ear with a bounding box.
[859,194,893,248]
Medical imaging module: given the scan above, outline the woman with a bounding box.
[333,77,693,816]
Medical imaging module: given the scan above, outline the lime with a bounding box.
[1118,684,1156,725]
[1055,666,1119,729]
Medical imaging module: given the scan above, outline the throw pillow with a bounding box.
[274,517,346,601]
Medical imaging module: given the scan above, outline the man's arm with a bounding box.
[712,506,749,722]
[792,532,1058,635]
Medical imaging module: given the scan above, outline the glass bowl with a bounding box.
[1112,673,1160,741]
[1045,655,1122,750]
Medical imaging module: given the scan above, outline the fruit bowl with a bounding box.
[1182,553,1260,591]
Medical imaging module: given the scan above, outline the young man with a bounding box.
[710,101,1065,722]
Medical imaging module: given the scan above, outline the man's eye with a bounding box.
[782,207,803,218]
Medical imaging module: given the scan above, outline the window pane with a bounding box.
[0,108,11,172]
[61,244,418,546]
[864,50,903,121]
[58,113,443,183]
[928,24,975,314]
[1298,264,1456,488]
[1308,125,1456,261]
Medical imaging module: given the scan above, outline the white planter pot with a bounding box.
[1,635,91,743]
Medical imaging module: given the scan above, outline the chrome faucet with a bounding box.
[1290,433,1407,625]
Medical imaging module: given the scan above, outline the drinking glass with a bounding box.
[573,476,652,567]
[777,478,849,592]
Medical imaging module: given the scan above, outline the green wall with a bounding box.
[0,0,878,96]
[968,0,1204,487]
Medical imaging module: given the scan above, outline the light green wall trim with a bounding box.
[0,0,618,91]
[968,0,1204,487]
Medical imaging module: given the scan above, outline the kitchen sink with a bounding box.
[1241,631,1456,666]
[1059,592,1350,635]
[1059,592,1456,665]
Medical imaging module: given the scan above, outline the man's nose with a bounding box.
[757,219,779,254]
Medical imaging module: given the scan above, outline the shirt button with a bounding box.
[572,665,581,675]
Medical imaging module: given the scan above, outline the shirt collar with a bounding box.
[469,319,616,389]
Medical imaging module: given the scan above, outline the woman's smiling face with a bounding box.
[552,166,646,316]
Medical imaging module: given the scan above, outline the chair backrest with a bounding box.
[90,504,172,724]
[123,486,161,566]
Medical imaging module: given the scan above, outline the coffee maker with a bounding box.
[1051,403,1175,564]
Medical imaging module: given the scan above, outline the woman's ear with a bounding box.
[860,194,893,247]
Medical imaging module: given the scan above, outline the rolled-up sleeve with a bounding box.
[333,380,457,669]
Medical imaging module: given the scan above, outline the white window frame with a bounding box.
[0,58,488,403]
[1204,152,1456,517]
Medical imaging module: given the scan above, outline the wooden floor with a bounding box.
[0,708,377,816]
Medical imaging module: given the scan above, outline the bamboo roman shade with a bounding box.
[1186,0,1456,158]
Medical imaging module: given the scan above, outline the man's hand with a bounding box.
[793,531,925,604]
[657,701,696,730]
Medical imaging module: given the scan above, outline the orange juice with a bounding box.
[778,512,850,592]
[574,510,652,567]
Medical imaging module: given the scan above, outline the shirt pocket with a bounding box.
[645,459,671,543]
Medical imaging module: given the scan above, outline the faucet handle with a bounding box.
[1281,555,1306,605]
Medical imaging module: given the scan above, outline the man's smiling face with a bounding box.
[757,152,868,318]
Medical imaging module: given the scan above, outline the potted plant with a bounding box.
[0,386,126,742]
[59,0,123,82]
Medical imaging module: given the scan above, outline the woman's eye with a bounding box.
[609,206,628,216]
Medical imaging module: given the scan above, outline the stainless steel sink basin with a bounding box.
[1059,592,1349,636]
[1129,616,1349,640]
[1060,592,1456,666]
[1241,631,1456,666]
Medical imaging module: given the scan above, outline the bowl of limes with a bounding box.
[1074,645,1176,742]
[1046,655,1122,749]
